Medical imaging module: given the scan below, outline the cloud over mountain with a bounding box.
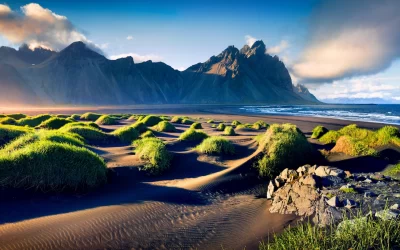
[0,3,97,51]
[292,0,400,83]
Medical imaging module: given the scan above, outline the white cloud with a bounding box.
[109,53,163,63]
[0,3,99,51]
[292,0,400,83]
[266,40,289,54]
[96,43,109,49]
[245,35,257,47]
[126,35,133,40]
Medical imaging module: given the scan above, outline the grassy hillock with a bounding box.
[0,125,33,146]
[112,126,139,143]
[311,125,329,139]
[223,126,236,136]
[18,114,53,127]
[190,122,203,129]
[95,115,118,125]
[60,125,112,145]
[152,121,176,132]
[178,129,208,141]
[80,113,102,121]
[256,123,314,178]
[141,115,163,126]
[196,136,235,155]
[37,117,73,129]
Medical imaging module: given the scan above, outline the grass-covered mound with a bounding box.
[55,114,69,118]
[254,120,268,128]
[140,130,155,138]
[0,117,17,125]
[207,119,214,123]
[131,121,148,133]
[60,122,99,130]
[60,125,112,145]
[37,117,72,129]
[181,119,194,125]
[178,129,208,141]
[0,125,33,146]
[319,124,400,156]
[95,115,118,125]
[236,123,253,130]
[112,126,139,143]
[190,122,203,129]
[7,114,26,120]
[80,112,102,121]
[311,125,329,139]
[331,136,378,156]
[18,114,53,127]
[256,124,314,178]
[0,140,107,191]
[133,137,172,175]
[196,136,235,155]
[152,121,176,132]
[170,116,183,123]
[141,115,163,127]
[231,120,241,126]
[217,123,226,131]
[224,126,236,136]
[4,130,84,152]
[383,163,400,179]
[69,114,81,120]
[261,216,400,250]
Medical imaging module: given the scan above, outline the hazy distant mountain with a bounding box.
[293,84,320,103]
[0,41,319,105]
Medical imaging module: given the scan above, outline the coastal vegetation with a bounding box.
[80,112,102,121]
[179,128,208,141]
[196,136,235,155]
[223,126,236,136]
[152,121,176,132]
[95,115,118,125]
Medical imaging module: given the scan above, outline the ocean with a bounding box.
[236,104,400,125]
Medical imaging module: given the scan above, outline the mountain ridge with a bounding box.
[0,40,320,105]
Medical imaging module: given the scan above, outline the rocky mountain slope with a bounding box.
[0,41,320,105]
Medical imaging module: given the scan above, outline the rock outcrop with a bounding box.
[268,165,400,226]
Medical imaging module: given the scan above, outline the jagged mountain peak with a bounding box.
[59,41,104,59]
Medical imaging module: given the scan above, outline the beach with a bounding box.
[0,105,398,250]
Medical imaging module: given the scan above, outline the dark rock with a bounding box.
[326,196,340,207]
[343,199,358,209]
[321,176,345,187]
[364,191,375,198]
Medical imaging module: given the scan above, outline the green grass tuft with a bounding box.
[261,215,400,250]
[0,125,33,146]
[179,128,208,141]
[0,117,17,125]
[254,120,268,128]
[18,114,53,127]
[60,125,112,145]
[195,136,235,155]
[80,112,102,121]
[311,125,329,139]
[131,121,148,133]
[0,140,107,191]
[170,116,183,123]
[133,137,172,175]
[319,130,341,144]
[112,126,139,143]
[207,119,214,123]
[383,163,400,179]
[223,126,236,136]
[331,136,378,157]
[141,115,163,127]
[69,114,81,120]
[59,122,99,130]
[95,115,118,125]
[190,122,203,129]
[140,130,155,138]
[340,187,358,193]
[231,120,241,126]
[6,114,26,120]
[256,123,314,178]
[152,121,176,132]
[216,123,226,131]
[37,117,72,129]
[181,119,194,125]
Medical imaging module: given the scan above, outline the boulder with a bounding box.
[315,166,344,178]
[375,209,400,221]
[267,181,275,199]
[390,204,399,210]
[326,196,340,207]
[343,199,358,209]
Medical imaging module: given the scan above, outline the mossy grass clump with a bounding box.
[18,114,53,127]
[133,137,172,175]
[236,123,253,130]
[95,115,118,125]
[0,125,33,146]
[59,122,99,130]
[207,119,214,123]
[190,122,203,129]
[195,136,235,155]
[80,112,102,121]
[70,114,81,120]
[0,140,107,191]
[252,123,262,130]
[231,120,241,126]
[170,116,183,123]
[223,126,236,136]
[319,130,341,144]
[131,121,148,133]
[152,121,176,132]
[0,117,17,125]
[383,163,400,179]
[60,125,112,145]
[181,119,194,125]
[37,117,72,129]
[256,124,314,178]
[6,114,26,120]
[340,187,358,194]
[331,136,378,157]
[254,120,268,128]
[140,130,155,138]
[4,130,84,152]
[141,115,163,127]
[311,125,329,139]
[178,128,208,141]
[261,214,400,250]
[55,114,69,118]
[216,123,226,131]
[112,126,139,143]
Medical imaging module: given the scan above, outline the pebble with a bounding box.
[364,191,375,198]
[376,181,386,186]
[390,204,399,210]
[364,178,373,183]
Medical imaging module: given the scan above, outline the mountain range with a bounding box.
[0,40,319,105]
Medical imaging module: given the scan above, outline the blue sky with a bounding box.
[0,0,399,103]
